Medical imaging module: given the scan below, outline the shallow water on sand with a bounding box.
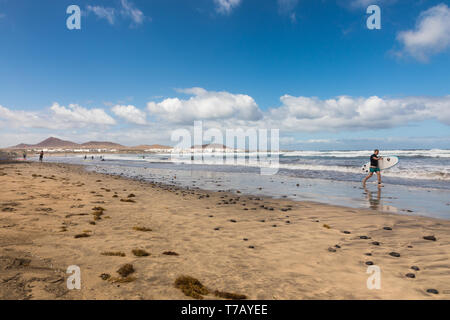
[35,154,450,220]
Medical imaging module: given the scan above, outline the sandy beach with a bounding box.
[1,161,449,300]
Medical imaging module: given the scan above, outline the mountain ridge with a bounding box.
[8,137,172,150]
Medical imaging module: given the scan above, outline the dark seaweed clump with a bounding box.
[117,263,134,277]
[132,249,150,257]
[174,276,209,299]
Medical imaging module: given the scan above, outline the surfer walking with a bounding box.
[362,149,383,187]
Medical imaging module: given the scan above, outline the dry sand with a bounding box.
[0,161,449,300]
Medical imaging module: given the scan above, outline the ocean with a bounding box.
[36,149,450,219]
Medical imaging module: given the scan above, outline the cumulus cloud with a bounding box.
[214,0,241,15]
[50,103,116,126]
[0,103,116,129]
[396,4,450,62]
[266,95,450,132]
[2,92,450,148]
[86,5,116,25]
[112,104,147,125]
[147,87,262,123]
[0,105,47,128]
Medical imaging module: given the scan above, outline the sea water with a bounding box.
[36,149,450,219]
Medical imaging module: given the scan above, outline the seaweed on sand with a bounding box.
[132,249,150,257]
[74,233,90,238]
[117,263,134,277]
[91,207,105,220]
[163,251,179,256]
[101,251,126,257]
[133,226,152,232]
[100,273,111,280]
[174,276,209,299]
[213,290,247,300]
[120,198,136,203]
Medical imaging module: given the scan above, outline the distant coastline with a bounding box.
[2,137,174,154]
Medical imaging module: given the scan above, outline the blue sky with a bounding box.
[0,0,449,150]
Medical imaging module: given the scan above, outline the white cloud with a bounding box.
[214,0,241,15]
[2,93,450,148]
[86,0,146,26]
[86,5,116,25]
[0,105,47,128]
[0,103,116,130]
[396,4,450,62]
[120,0,145,25]
[147,87,262,123]
[266,95,450,132]
[112,104,147,125]
[50,103,116,126]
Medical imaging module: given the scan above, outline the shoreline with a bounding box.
[24,153,450,220]
[1,161,449,299]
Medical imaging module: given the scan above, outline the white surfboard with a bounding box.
[361,156,399,173]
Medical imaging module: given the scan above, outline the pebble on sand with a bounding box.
[426,289,439,294]
[389,252,401,257]
[423,235,437,241]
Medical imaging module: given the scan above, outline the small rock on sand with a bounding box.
[389,252,401,258]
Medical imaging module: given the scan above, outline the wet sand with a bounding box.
[1,161,449,300]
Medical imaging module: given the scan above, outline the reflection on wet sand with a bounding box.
[364,186,381,210]
[363,186,398,213]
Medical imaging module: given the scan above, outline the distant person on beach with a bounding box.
[84,155,87,160]
[363,149,383,187]
[23,152,27,160]
[39,151,44,162]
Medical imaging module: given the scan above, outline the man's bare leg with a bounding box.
[376,171,383,187]
[363,172,373,186]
